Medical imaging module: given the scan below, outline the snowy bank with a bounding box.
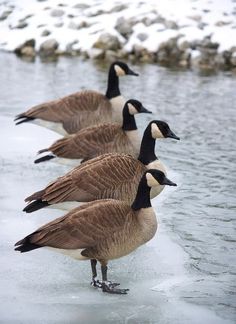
[0,0,236,70]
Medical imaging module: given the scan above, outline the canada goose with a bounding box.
[34,99,152,165]
[23,120,179,213]
[16,169,177,294]
[14,61,139,135]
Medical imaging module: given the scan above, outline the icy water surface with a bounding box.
[0,53,235,323]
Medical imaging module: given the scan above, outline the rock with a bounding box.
[156,36,190,67]
[39,39,59,57]
[179,41,190,51]
[200,36,219,50]
[54,22,64,28]
[230,52,236,66]
[86,48,104,59]
[105,50,122,62]
[21,46,36,57]
[89,9,107,17]
[198,22,208,29]
[0,10,12,21]
[110,4,127,13]
[73,4,90,9]
[115,17,133,39]
[24,39,36,48]
[187,14,202,22]
[215,20,231,27]
[164,20,178,29]
[68,20,89,30]
[65,40,79,53]
[41,29,51,37]
[222,50,232,66]
[137,33,148,42]
[133,44,148,57]
[20,14,34,21]
[14,39,36,57]
[93,33,121,51]
[140,54,154,63]
[50,9,64,17]
[195,36,220,69]
[14,21,28,29]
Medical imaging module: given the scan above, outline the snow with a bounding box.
[0,0,235,54]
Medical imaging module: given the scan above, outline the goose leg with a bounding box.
[101,263,129,294]
[90,259,102,288]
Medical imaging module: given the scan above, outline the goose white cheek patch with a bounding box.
[151,123,164,138]
[146,173,160,187]
[114,65,125,76]
[128,103,138,115]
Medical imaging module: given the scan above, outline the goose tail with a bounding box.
[34,154,55,164]
[14,114,35,125]
[23,200,49,213]
[15,235,41,253]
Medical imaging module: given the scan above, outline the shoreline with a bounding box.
[0,0,236,71]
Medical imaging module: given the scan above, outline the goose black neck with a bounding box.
[105,65,121,99]
[131,176,151,210]
[122,105,137,131]
[138,126,157,165]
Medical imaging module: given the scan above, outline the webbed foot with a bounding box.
[90,278,102,288]
[102,282,129,294]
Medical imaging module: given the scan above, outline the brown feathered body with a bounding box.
[40,124,140,161]
[16,91,116,135]
[16,199,158,261]
[25,153,166,208]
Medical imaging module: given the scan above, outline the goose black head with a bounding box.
[125,99,152,115]
[112,61,139,77]
[145,169,177,187]
[149,120,180,140]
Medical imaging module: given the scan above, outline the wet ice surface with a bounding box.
[0,53,235,323]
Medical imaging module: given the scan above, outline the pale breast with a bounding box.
[137,207,158,244]
[93,209,158,261]
[109,96,126,124]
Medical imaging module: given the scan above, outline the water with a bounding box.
[0,53,235,323]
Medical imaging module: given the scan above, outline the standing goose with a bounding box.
[14,61,138,135]
[23,120,179,213]
[16,169,177,294]
[34,99,152,165]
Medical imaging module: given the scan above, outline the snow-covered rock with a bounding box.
[0,0,235,70]
[39,38,59,57]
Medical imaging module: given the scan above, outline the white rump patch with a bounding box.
[114,64,125,76]
[32,119,68,136]
[48,201,84,211]
[48,247,88,260]
[127,103,138,115]
[54,157,82,167]
[151,123,164,139]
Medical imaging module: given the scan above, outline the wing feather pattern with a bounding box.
[17,200,132,250]
[46,124,121,159]
[15,91,112,133]
[26,154,146,205]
